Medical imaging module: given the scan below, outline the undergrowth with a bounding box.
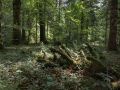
[0,45,117,90]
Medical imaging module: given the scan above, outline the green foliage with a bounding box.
[1,0,120,90]
[1,0,107,46]
[0,45,114,90]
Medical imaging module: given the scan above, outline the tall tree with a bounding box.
[108,0,118,51]
[0,0,3,49]
[21,11,26,44]
[35,15,38,44]
[39,0,46,43]
[13,0,21,45]
[27,12,32,44]
[0,0,1,33]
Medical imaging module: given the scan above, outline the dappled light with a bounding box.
[0,0,120,90]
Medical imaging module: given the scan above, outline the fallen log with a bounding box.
[86,56,120,81]
[87,56,106,69]
[86,43,98,58]
[50,47,75,66]
[50,45,120,82]
[61,45,72,58]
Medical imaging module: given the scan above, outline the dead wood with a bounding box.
[50,47,75,66]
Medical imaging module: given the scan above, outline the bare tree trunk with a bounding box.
[108,0,118,51]
[39,0,46,43]
[27,14,32,44]
[85,19,89,42]
[35,16,38,44]
[0,0,3,49]
[105,1,109,49]
[40,17,46,43]
[21,10,26,44]
[0,0,1,33]
[13,0,21,45]
[46,19,48,39]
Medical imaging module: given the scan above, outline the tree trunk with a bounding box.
[108,0,118,51]
[21,11,26,44]
[40,17,46,43]
[0,0,3,49]
[27,14,32,44]
[13,0,21,45]
[105,1,109,49]
[39,1,46,43]
[0,0,1,33]
[35,16,38,44]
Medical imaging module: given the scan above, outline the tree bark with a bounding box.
[108,0,118,51]
[35,16,38,44]
[105,1,109,49]
[13,0,21,45]
[27,14,32,44]
[21,10,26,44]
[0,0,3,49]
[39,0,46,43]
[40,17,46,43]
[0,0,1,33]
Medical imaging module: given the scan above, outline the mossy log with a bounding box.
[60,45,72,58]
[86,43,98,58]
[50,46,77,67]
[50,47,75,66]
[86,56,106,73]
[50,45,120,81]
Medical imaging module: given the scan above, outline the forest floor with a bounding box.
[0,45,120,90]
[106,51,120,73]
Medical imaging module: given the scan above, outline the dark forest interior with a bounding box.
[0,0,120,90]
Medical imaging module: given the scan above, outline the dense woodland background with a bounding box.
[0,0,120,90]
[0,0,119,50]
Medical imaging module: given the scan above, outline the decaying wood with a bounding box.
[86,56,120,81]
[49,44,120,83]
[86,43,98,58]
[87,56,106,69]
[50,46,75,66]
[61,45,72,58]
